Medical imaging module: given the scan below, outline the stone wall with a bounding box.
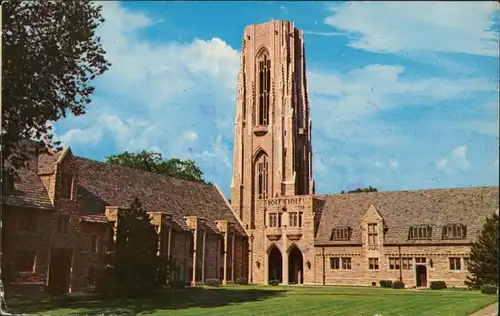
[313,244,473,288]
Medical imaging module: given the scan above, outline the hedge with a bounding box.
[481,284,497,295]
[430,281,447,290]
[392,280,405,289]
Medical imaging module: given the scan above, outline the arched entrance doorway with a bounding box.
[415,265,427,287]
[288,246,303,284]
[48,248,73,294]
[268,246,282,283]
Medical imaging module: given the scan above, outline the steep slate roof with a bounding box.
[75,157,246,235]
[315,186,499,245]
[3,152,54,210]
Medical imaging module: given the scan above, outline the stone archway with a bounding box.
[288,246,303,284]
[268,246,282,283]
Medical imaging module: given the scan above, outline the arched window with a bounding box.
[256,153,269,199]
[257,52,271,126]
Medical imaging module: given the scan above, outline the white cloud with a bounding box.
[437,146,471,174]
[324,2,499,56]
[183,131,199,141]
[55,2,241,183]
[495,159,499,169]
[388,158,399,170]
[307,64,496,144]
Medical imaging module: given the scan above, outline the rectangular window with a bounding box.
[15,251,36,272]
[17,212,38,232]
[90,235,99,253]
[368,258,379,270]
[341,257,352,270]
[443,224,467,239]
[330,227,352,241]
[298,212,303,227]
[415,257,426,264]
[402,258,413,270]
[449,257,461,270]
[57,215,70,234]
[60,174,73,199]
[289,212,298,227]
[409,225,432,239]
[269,213,281,228]
[389,257,401,270]
[368,224,378,246]
[330,257,340,269]
[463,257,469,271]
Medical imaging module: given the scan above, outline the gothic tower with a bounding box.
[230,20,314,230]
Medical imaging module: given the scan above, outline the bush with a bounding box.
[268,279,279,286]
[205,278,220,287]
[480,284,497,295]
[235,277,249,285]
[430,281,447,290]
[379,280,393,288]
[392,281,405,289]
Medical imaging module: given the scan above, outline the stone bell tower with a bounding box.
[230,20,314,230]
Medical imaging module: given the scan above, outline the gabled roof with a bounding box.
[75,157,246,235]
[315,186,499,245]
[3,143,54,210]
[3,144,246,236]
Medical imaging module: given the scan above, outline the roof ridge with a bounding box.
[74,156,213,187]
[322,185,499,197]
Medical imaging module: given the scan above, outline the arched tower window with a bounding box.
[257,51,271,126]
[256,153,269,199]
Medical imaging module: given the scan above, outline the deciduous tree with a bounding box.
[105,151,208,184]
[2,1,110,171]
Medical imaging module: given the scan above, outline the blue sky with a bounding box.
[53,1,500,197]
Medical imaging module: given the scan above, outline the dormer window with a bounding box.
[330,227,352,241]
[409,225,432,240]
[60,174,73,199]
[442,224,467,239]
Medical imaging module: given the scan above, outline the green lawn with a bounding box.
[6,285,498,316]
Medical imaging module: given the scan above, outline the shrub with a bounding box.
[205,278,220,287]
[235,277,249,285]
[392,281,405,289]
[379,280,393,288]
[268,279,279,286]
[480,284,497,295]
[430,281,447,290]
[169,281,188,289]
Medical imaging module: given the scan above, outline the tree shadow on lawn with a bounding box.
[8,287,288,315]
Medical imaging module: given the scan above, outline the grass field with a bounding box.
[6,285,498,316]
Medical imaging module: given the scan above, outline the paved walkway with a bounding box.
[469,302,498,316]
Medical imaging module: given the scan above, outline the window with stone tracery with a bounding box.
[257,51,271,126]
[256,153,269,199]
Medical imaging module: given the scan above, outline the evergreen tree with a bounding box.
[98,197,159,297]
[465,212,499,289]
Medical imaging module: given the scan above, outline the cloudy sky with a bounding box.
[54,1,499,197]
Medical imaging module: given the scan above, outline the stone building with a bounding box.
[2,143,247,294]
[230,20,499,287]
[2,20,499,294]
